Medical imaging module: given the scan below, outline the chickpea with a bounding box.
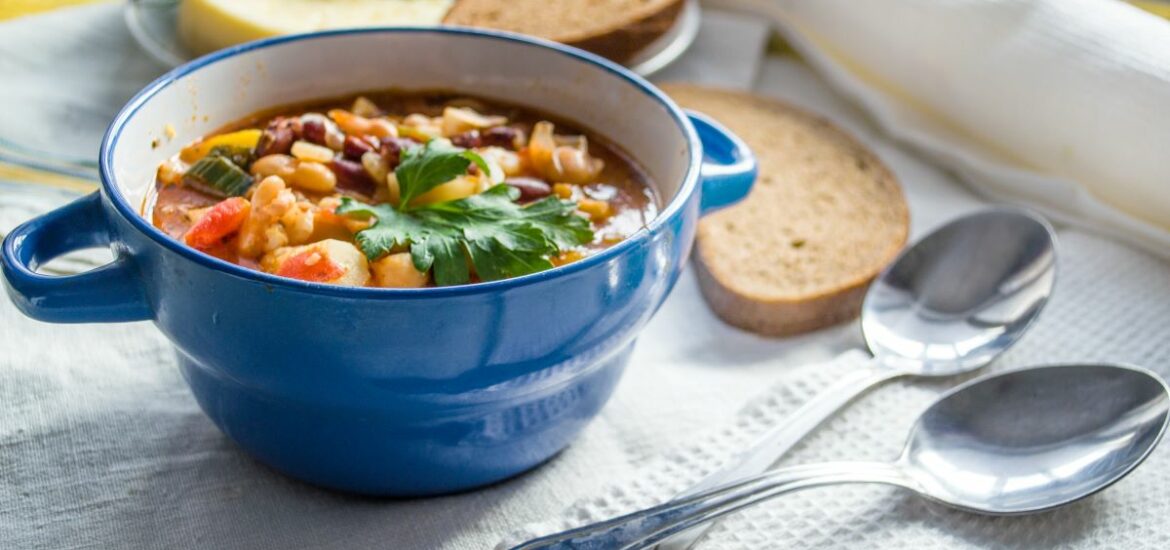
[251,154,298,180]
[280,203,316,245]
[261,223,289,252]
[371,252,429,288]
[237,175,296,258]
[289,162,337,193]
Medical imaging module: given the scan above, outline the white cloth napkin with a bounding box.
[712,0,1170,258]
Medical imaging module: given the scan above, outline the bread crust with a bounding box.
[662,84,909,337]
[443,0,685,63]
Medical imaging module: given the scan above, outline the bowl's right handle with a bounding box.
[688,111,757,215]
[2,192,152,323]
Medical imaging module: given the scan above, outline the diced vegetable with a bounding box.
[412,175,481,206]
[180,129,262,163]
[552,183,575,199]
[396,124,434,142]
[351,96,380,118]
[577,198,612,221]
[527,122,603,184]
[183,155,254,197]
[276,248,346,282]
[371,252,429,288]
[441,106,507,137]
[183,197,250,249]
[208,145,254,168]
[263,240,370,286]
[328,109,397,139]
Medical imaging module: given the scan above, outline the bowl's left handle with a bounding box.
[2,192,152,323]
[689,111,757,215]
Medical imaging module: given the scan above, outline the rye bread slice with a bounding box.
[443,0,685,63]
[661,84,909,336]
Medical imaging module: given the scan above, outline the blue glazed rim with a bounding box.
[99,26,702,299]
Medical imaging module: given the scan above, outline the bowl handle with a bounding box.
[2,192,151,323]
[689,111,757,215]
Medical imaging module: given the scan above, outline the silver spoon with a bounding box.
[514,363,1170,549]
[659,207,1057,549]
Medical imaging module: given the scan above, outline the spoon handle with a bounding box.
[510,461,911,550]
[657,359,900,550]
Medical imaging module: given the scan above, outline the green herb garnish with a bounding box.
[183,155,253,197]
[337,140,593,286]
[394,139,491,209]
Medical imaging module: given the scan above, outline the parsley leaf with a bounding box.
[395,139,490,210]
[336,185,594,286]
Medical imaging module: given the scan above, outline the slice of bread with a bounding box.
[661,84,909,337]
[443,0,685,63]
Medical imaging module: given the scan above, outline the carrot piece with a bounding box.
[275,248,346,282]
[183,197,251,249]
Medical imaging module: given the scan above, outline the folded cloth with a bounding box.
[713,0,1170,257]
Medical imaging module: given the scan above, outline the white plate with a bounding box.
[124,0,700,77]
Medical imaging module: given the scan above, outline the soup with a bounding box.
[146,92,658,287]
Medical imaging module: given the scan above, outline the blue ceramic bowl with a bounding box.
[1,28,755,496]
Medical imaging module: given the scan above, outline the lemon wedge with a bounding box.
[178,0,455,56]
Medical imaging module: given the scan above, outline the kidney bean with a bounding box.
[450,130,482,149]
[342,135,378,160]
[505,177,552,202]
[254,117,300,157]
[302,119,327,145]
[380,136,419,169]
[329,158,377,197]
[482,126,523,150]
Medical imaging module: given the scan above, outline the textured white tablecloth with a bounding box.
[1,4,1168,550]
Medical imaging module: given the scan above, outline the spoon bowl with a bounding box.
[905,364,1170,513]
[516,363,1170,549]
[863,208,1057,376]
